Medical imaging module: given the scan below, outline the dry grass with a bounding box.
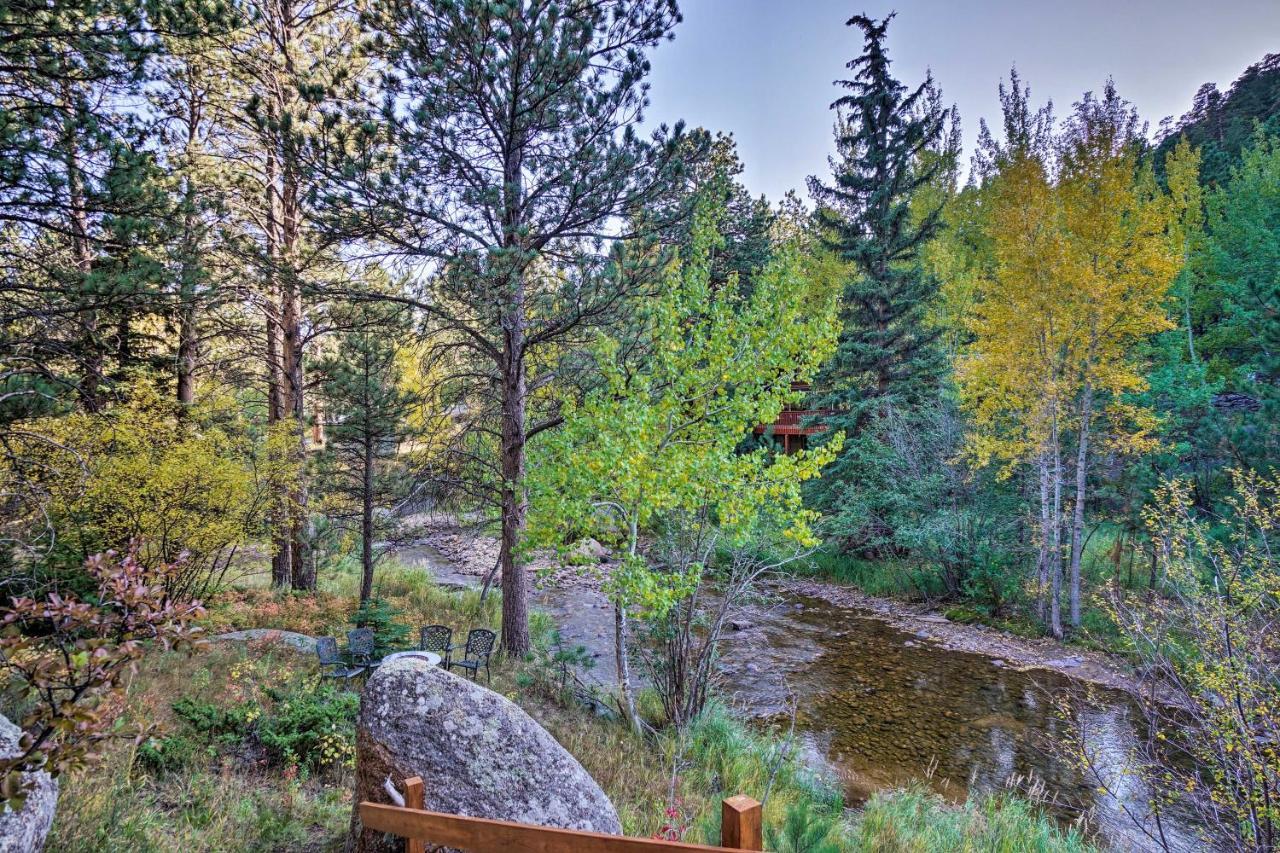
[48,643,354,852]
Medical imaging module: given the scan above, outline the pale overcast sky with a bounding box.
[644,0,1280,201]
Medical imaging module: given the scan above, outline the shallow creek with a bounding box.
[398,544,1198,851]
[715,594,1203,851]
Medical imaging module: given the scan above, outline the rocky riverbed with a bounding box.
[397,516,1138,694]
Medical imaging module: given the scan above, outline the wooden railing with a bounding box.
[360,776,764,853]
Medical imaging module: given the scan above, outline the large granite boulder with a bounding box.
[0,714,58,853]
[347,657,621,852]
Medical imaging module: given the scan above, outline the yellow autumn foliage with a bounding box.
[7,382,285,597]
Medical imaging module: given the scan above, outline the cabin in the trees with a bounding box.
[754,382,833,454]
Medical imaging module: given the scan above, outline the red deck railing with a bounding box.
[761,409,829,433]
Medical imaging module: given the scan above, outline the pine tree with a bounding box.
[0,0,169,417]
[321,0,694,655]
[1205,130,1280,469]
[805,13,949,551]
[206,0,366,591]
[316,298,417,605]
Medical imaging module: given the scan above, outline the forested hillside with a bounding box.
[0,3,1277,852]
[1154,51,1280,186]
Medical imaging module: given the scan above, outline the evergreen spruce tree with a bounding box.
[805,13,949,552]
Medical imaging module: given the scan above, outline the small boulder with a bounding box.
[347,658,621,852]
[0,713,58,853]
[572,538,610,562]
[212,629,317,653]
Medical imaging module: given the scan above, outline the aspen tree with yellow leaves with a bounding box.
[960,81,1186,638]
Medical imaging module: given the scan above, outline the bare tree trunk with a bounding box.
[614,519,641,733]
[1068,380,1093,629]
[614,602,639,733]
[1050,412,1064,640]
[1037,452,1051,622]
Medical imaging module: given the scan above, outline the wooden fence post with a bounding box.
[403,776,425,853]
[720,796,762,851]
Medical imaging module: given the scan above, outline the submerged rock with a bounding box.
[0,713,58,853]
[347,657,621,852]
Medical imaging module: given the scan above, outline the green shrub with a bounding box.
[764,800,843,853]
[943,605,985,624]
[795,550,947,600]
[516,625,597,704]
[849,786,1097,851]
[172,697,252,737]
[257,684,358,771]
[135,733,203,772]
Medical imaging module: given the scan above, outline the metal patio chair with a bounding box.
[447,628,496,684]
[316,636,366,682]
[419,624,453,666]
[347,627,377,668]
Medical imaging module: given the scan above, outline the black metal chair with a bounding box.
[347,627,377,668]
[316,636,365,682]
[447,628,495,684]
[419,624,453,666]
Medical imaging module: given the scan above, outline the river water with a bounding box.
[715,594,1203,851]
[398,545,1200,851]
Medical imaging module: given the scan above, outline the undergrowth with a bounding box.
[48,561,1098,852]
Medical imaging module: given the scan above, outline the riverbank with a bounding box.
[777,578,1139,696]
[44,560,1098,852]
[399,516,1140,696]
[399,523,1192,850]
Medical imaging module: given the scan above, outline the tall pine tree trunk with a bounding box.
[360,433,375,604]
[1068,380,1093,629]
[63,97,101,413]
[264,146,293,590]
[176,97,201,409]
[498,342,531,657]
[281,272,312,591]
[272,3,313,592]
[177,295,199,407]
[495,133,531,657]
